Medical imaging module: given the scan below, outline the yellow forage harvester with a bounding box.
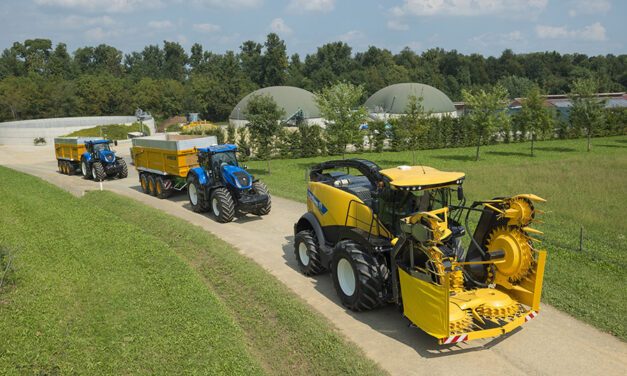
[293,159,547,345]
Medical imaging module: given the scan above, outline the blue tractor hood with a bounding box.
[98,150,116,164]
[222,164,253,190]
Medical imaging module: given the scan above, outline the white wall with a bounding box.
[0,116,156,145]
[369,111,458,120]
[228,117,326,128]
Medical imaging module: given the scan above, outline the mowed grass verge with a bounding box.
[248,136,627,340]
[0,167,385,375]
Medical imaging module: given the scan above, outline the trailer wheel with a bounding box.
[294,230,327,275]
[156,177,172,199]
[67,162,75,176]
[58,161,64,174]
[147,175,157,196]
[187,175,209,213]
[251,181,272,216]
[81,159,91,179]
[117,159,128,179]
[91,162,106,182]
[331,241,384,311]
[140,173,149,194]
[211,187,235,223]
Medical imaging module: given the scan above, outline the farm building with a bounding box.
[229,86,324,127]
[365,83,457,119]
[508,92,627,120]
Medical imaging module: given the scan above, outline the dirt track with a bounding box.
[1,142,625,376]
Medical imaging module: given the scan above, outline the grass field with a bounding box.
[248,136,627,340]
[64,122,149,140]
[0,167,384,375]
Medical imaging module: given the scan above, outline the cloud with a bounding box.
[194,0,262,9]
[57,15,115,29]
[34,0,162,13]
[269,18,292,36]
[470,30,525,47]
[288,0,334,13]
[338,30,364,42]
[568,0,611,17]
[84,27,120,40]
[391,0,547,17]
[387,19,409,31]
[192,23,221,33]
[535,22,606,41]
[148,20,174,29]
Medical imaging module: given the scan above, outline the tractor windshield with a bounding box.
[213,151,238,168]
[92,143,111,153]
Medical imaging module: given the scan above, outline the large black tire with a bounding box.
[210,187,235,223]
[331,241,385,311]
[117,159,128,179]
[81,159,91,179]
[91,162,106,182]
[139,173,149,194]
[156,176,173,199]
[67,162,76,176]
[294,230,327,276]
[187,175,210,213]
[251,181,271,216]
[147,175,157,196]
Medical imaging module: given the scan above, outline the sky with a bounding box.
[1,0,625,57]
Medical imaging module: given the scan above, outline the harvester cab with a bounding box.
[186,144,271,223]
[80,139,128,181]
[294,158,546,345]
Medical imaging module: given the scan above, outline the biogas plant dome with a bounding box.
[365,83,457,118]
[229,86,323,127]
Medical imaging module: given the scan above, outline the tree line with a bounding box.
[0,35,625,122]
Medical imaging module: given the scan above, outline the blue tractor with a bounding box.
[186,144,271,223]
[80,139,128,181]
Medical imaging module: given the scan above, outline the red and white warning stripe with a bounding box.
[524,310,538,322]
[442,334,468,344]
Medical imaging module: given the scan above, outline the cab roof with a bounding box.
[197,143,237,154]
[86,139,110,145]
[380,166,465,191]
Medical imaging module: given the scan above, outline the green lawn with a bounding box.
[0,167,384,375]
[248,136,627,340]
[64,122,149,140]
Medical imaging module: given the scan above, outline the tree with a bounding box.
[570,78,605,152]
[239,40,263,86]
[462,84,510,160]
[262,33,288,86]
[398,95,429,164]
[515,86,554,156]
[315,82,368,157]
[244,94,285,173]
[163,41,188,81]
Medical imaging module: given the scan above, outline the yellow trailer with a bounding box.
[130,134,217,198]
[54,137,101,175]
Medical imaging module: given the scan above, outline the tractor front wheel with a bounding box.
[211,187,235,223]
[187,175,209,213]
[117,159,128,179]
[331,241,384,311]
[294,230,326,275]
[251,181,272,216]
[91,162,106,181]
[81,160,91,179]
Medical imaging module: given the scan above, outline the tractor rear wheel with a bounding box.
[139,173,149,193]
[211,187,235,223]
[251,181,272,216]
[91,162,106,181]
[147,175,157,196]
[117,159,128,178]
[81,160,91,179]
[156,177,172,199]
[187,175,210,213]
[294,230,327,275]
[331,241,384,311]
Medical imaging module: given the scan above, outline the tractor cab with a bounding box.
[196,144,252,190]
[86,139,112,153]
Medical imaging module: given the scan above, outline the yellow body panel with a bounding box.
[55,143,87,162]
[308,181,391,238]
[399,268,450,338]
[380,166,465,188]
[131,146,199,178]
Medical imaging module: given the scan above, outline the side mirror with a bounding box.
[457,186,464,201]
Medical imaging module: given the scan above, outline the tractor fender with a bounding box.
[188,167,210,186]
[81,152,92,163]
[294,212,328,252]
[336,227,377,254]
